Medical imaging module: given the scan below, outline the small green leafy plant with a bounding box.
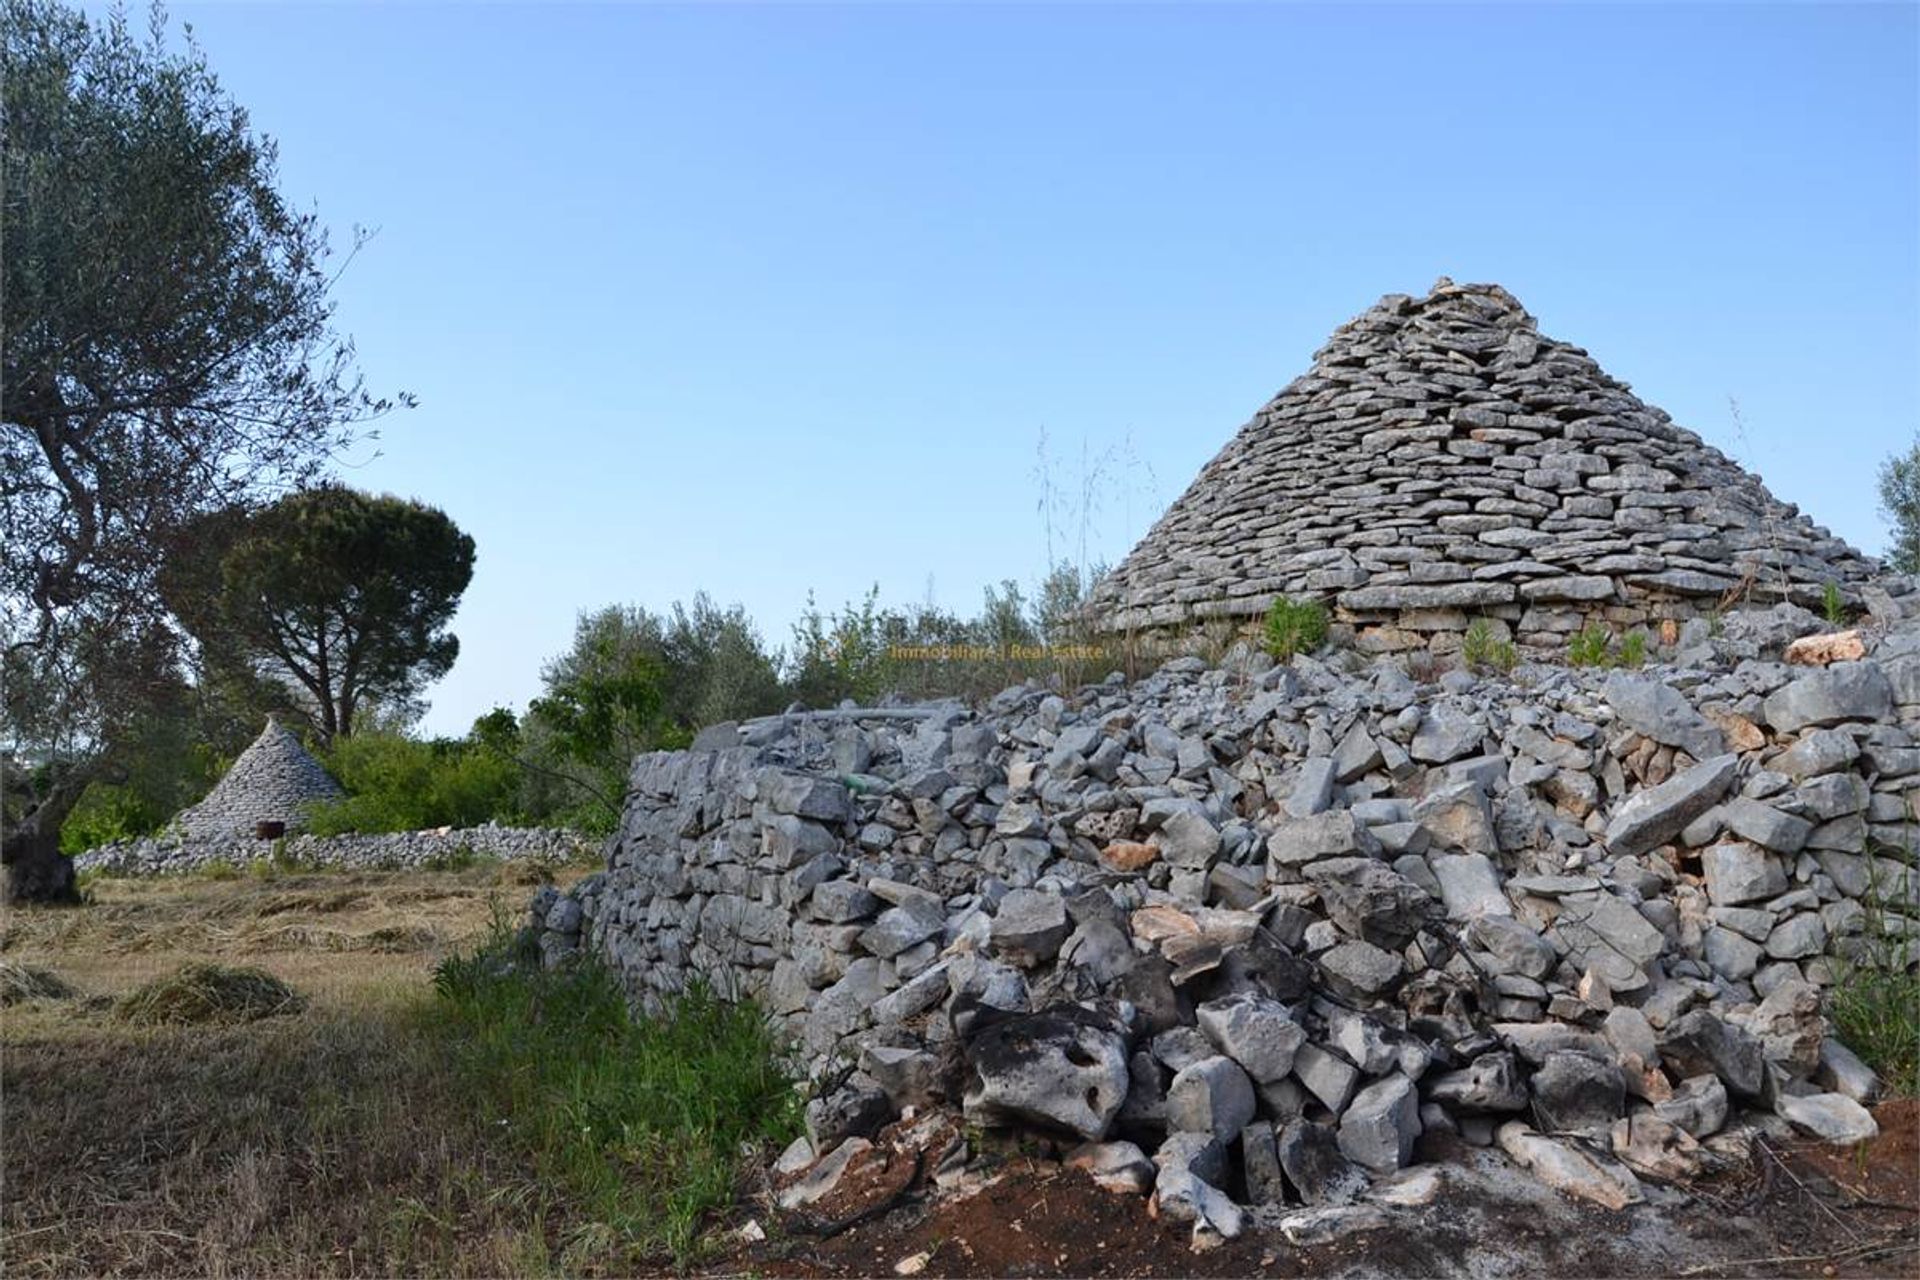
[1617,629,1648,668]
[1263,596,1329,662]
[1461,618,1517,674]
[1567,625,1649,669]
[1823,581,1847,626]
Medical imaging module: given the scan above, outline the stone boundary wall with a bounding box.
[532,600,1920,1240]
[74,825,593,877]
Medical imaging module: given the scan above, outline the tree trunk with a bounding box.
[3,794,82,906]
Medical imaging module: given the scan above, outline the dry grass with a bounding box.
[114,962,306,1024]
[1,860,617,1278]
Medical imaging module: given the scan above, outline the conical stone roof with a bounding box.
[175,718,343,839]
[1087,279,1876,645]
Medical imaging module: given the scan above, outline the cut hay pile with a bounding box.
[114,963,305,1024]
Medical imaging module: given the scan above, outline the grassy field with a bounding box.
[1,860,797,1278]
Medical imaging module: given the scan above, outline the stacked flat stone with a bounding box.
[1085,279,1879,652]
[74,825,592,876]
[534,605,1918,1243]
[173,718,343,839]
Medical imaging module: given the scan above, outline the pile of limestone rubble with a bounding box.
[531,602,1917,1246]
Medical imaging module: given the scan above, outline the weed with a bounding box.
[1263,596,1329,662]
[1618,629,1648,668]
[1462,618,1517,674]
[1828,883,1920,1098]
[432,926,801,1264]
[1823,580,1847,627]
[115,963,305,1024]
[1567,625,1648,669]
[1567,624,1613,667]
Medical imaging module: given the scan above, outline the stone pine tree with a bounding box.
[1879,439,1920,575]
[168,487,475,744]
[1,0,404,902]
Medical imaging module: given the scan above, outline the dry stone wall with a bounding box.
[1085,280,1884,656]
[536,601,1920,1240]
[75,825,590,876]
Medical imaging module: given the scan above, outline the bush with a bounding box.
[1461,618,1517,674]
[432,926,800,1263]
[1263,596,1329,662]
[305,731,524,835]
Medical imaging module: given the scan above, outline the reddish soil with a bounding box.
[700,1103,1920,1280]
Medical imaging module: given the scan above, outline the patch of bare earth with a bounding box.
[707,1106,1920,1279]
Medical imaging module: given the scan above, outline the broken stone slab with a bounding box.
[1773,730,1863,785]
[1470,914,1556,980]
[1554,891,1667,990]
[1414,780,1499,854]
[1609,1112,1710,1182]
[1785,630,1867,667]
[1763,662,1895,732]
[1429,852,1511,921]
[1152,1133,1244,1245]
[1657,1009,1766,1102]
[777,1137,873,1210]
[1292,1041,1362,1113]
[1317,938,1406,1002]
[1605,674,1726,762]
[1411,706,1486,763]
[805,1075,893,1149]
[1604,753,1740,859]
[1496,1121,1644,1210]
[989,889,1071,967]
[961,1006,1130,1140]
[1700,841,1789,906]
[1816,1037,1880,1104]
[861,1044,948,1111]
[1529,1050,1626,1137]
[859,902,945,959]
[1067,1140,1155,1195]
[1275,1203,1390,1246]
[1241,1120,1287,1205]
[1305,857,1435,948]
[1287,758,1339,818]
[1166,1055,1258,1142]
[1195,992,1307,1083]
[1337,1074,1422,1173]
[1277,1118,1370,1206]
[1427,1050,1529,1112]
[1722,798,1813,855]
[1775,1092,1879,1145]
[1267,810,1380,868]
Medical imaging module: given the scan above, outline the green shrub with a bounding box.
[1567,625,1613,667]
[1263,596,1329,662]
[58,783,165,854]
[1461,619,1517,674]
[432,925,800,1264]
[306,731,524,835]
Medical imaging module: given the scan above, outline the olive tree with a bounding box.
[2,0,403,901]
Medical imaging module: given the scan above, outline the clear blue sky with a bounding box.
[147,2,1917,735]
